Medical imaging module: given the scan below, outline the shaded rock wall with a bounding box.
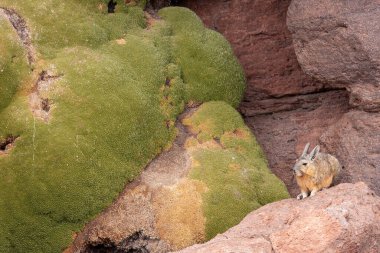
[180,0,380,196]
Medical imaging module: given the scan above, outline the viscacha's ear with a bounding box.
[309,145,320,160]
[301,143,310,158]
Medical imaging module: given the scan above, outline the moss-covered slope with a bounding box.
[183,102,289,239]
[0,13,29,111]
[0,1,246,251]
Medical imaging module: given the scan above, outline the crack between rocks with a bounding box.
[265,87,347,100]
[261,234,275,252]
[241,88,348,116]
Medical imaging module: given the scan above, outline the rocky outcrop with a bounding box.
[287,0,380,113]
[287,0,380,89]
[177,182,380,253]
[180,0,380,196]
[319,111,380,195]
[287,0,380,196]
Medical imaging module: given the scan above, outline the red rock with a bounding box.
[320,111,380,195]
[287,0,380,88]
[177,182,380,253]
[287,0,380,114]
[181,0,324,104]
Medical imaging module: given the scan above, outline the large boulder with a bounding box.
[320,111,380,194]
[177,182,380,253]
[287,0,380,111]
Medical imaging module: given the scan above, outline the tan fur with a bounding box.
[295,153,341,197]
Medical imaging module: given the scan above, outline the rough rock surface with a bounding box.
[287,0,380,195]
[180,0,380,196]
[246,90,350,196]
[181,0,323,100]
[320,112,380,195]
[287,0,380,113]
[177,182,380,253]
[287,0,380,90]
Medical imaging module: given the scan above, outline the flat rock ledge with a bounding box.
[177,182,380,253]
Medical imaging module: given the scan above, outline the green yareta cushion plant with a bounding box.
[0,1,287,252]
[183,102,289,239]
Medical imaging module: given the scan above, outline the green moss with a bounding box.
[159,7,246,107]
[0,15,29,111]
[0,2,246,252]
[183,101,245,140]
[186,102,289,239]
[1,0,147,58]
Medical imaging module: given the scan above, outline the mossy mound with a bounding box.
[183,102,289,239]
[0,2,245,252]
[158,8,245,107]
[0,13,29,111]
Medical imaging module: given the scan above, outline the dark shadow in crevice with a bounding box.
[84,231,157,253]
[0,135,19,152]
[146,0,183,11]
[108,0,118,13]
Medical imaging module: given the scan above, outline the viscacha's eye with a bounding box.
[302,163,307,166]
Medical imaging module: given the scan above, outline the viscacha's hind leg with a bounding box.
[310,188,319,197]
[323,175,334,188]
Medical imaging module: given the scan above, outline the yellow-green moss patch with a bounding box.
[0,14,29,111]
[184,102,289,239]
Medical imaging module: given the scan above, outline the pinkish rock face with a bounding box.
[287,0,380,113]
[287,0,380,87]
[320,111,380,195]
[286,0,380,195]
[177,183,380,253]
